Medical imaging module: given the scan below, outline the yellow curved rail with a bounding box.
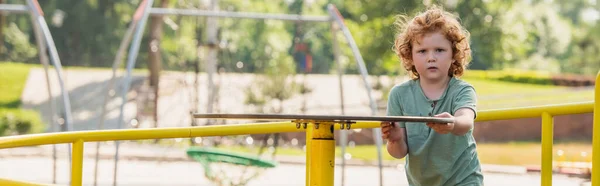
[0,178,61,186]
[0,72,598,186]
[593,71,600,186]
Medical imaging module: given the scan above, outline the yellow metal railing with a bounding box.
[0,72,598,186]
[593,71,600,186]
[477,102,594,186]
[0,121,381,186]
[0,178,60,186]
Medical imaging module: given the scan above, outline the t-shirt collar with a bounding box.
[414,76,456,102]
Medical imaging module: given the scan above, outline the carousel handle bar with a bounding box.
[193,113,455,124]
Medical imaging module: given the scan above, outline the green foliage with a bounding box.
[465,69,553,85]
[0,62,36,108]
[244,55,300,113]
[1,23,37,63]
[244,86,266,113]
[260,56,299,111]
[0,109,45,136]
[1,0,599,76]
[39,1,139,67]
[0,62,45,136]
[497,1,570,73]
[561,24,600,75]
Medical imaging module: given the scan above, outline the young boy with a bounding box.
[380,6,483,186]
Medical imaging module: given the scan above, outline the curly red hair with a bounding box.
[393,6,471,79]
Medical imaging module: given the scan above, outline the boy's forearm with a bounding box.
[386,137,408,159]
[451,114,474,136]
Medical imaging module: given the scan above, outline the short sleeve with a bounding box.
[386,86,406,128]
[453,86,477,119]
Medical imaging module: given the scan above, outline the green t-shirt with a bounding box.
[386,77,483,186]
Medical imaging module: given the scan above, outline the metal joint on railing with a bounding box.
[338,121,355,130]
[293,120,310,129]
[346,121,354,130]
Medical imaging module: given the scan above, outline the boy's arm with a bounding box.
[451,108,475,136]
[451,85,477,136]
[386,126,408,159]
[385,86,408,159]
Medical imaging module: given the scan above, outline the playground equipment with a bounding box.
[0,1,73,184]
[0,92,598,185]
[0,2,598,186]
[186,147,277,186]
[0,114,449,186]
[0,1,386,185]
[93,1,151,186]
[105,2,386,186]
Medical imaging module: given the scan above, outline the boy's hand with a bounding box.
[381,121,403,142]
[426,112,455,134]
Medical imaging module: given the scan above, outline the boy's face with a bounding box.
[411,31,453,82]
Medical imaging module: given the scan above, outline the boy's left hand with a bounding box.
[426,112,455,134]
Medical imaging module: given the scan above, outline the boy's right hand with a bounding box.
[381,121,403,142]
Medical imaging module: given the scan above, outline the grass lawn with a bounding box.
[0,62,36,109]
[477,141,593,166]
[462,78,594,110]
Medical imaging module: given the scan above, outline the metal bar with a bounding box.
[193,113,455,123]
[0,4,28,13]
[326,4,377,116]
[541,112,553,186]
[71,139,84,186]
[205,0,219,126]
[592,71,600,186]
[0,178,57,186]
[477,101,594,121]
[27,0,74,132]
[305,123,312,186]
[308,122,335,186]
[188,121,300,137]
[327,5,383,185]
[0,121,296,149]
[27,2,57,183]
[113,0,154,185]
[26,0,74,181]
[331,19,347,186]
[149,8,330,22]
[93,1,146,185]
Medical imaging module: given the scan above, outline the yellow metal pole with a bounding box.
[0,121,297,149]
[541,112,553,186]
[593,71,600,186]
[476,102,593,122]
[0,178,54,186]
[306,123,312,186]
[71,139,84,186]
[308,122,335,186]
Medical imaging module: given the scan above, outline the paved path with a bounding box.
[0,157,591,186]
[0,144,591,186]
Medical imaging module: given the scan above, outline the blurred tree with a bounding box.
[1,0,598,76]
[0,0,4,55]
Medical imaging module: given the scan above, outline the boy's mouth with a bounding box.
[427,67,438,70]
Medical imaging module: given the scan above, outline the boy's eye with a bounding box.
[417,50,426,53]
[436,49,445,52]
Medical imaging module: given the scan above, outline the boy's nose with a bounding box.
[427,54,436,62]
